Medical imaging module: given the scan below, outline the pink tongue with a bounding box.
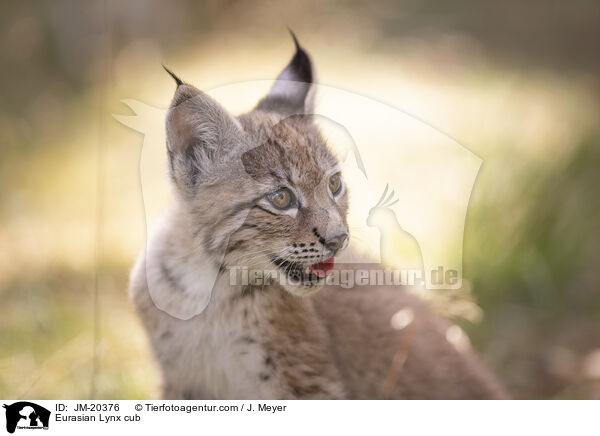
[309,258,335,278]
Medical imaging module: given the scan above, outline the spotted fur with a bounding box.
[130,35,507,399]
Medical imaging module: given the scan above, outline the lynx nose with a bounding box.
[325,233,348,253]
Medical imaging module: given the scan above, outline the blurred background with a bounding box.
[1,0,599,399]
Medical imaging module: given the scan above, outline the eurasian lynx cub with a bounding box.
[129,35,507,399]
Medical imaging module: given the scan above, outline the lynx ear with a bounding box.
[166,83,243,192]
[255,31,316,115]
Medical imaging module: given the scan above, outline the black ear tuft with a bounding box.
[284,28,313,85]
[287,27,300,49]
[255,30,316,115]
[162,64,184,87]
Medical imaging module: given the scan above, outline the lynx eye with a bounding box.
[267,188,295,210]
[329,173,343,196]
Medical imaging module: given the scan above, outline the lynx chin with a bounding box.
[129,33,508,399]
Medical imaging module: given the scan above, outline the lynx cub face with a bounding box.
[164,37,349,296]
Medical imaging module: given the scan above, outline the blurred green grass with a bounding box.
[464,135,600,399]
[0,264,159,399]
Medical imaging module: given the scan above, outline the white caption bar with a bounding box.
[1,400,597,435]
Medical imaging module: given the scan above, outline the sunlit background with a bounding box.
[1,0,600,399]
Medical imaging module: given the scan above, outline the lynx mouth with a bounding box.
[271,257,335,284]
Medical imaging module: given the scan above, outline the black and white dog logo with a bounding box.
[3,402,50,433]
